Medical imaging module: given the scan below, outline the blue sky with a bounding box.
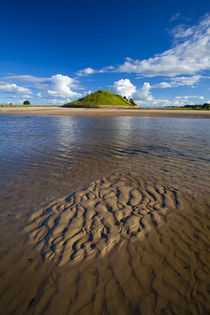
[0,0,210,106]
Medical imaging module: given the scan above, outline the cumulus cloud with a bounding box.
[112,80,168,107]
[0,83,31,94]
[133,82,168,106]
[114,79,136,98]
[133,84,186,107]
[3,74,82,99]
[0,73,83,104]
[133,83,206,107]
[121,81,187,107]
[76,67,96,76]
[134,82,154,103]
[113,79,195,107]
[117,14,210,77]
[47,74,82,98]
[112,78,182,107]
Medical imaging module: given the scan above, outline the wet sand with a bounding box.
[0,171,209,314]
[0,114,209,314]
[0,106,210,118]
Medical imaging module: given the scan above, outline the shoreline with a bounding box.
[0,106,210,118]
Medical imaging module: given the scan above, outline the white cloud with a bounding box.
[98,65,114,73]
[114,79,136,98]
[170,13,180,22]
[134,82,154,103]
[0,83,31,94]
[117,14,210,77]
[76,67,96,76]
[156,82,172,88]
[3,75,52,92]
[175,95,204,100]
[113,79,201,107]
[3,75,48,83]
[22,94,32,99]
[76,65,114,76]
[3,74,82,95]
[170,24,194,39]
[133,85,206,107]
[1,73,82,103]
[156,75,202,88]
[132,81,188,107]
[47,74,82,99]
[50,98,68,105]
[133,82,170,106]
[169,75,202,86]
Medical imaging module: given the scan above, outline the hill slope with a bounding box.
[63,90,137,107]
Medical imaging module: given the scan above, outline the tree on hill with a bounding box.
[129,98,137,106]
[23,100,30,105]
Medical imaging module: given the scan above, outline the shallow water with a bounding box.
[0,114,209,215]
[0,114,209,314]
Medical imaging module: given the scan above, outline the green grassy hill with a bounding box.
[63,90,137,107]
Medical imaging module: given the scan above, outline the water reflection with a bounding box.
[0,114,209,216]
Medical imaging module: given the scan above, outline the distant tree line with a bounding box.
[183,103,210,110]
[165,103,210,110]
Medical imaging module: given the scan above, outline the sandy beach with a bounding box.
[0,114,209,314]
[0,171,209,314]
[0,106,210,118]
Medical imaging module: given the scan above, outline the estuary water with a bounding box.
[0,114,209,216]
[0,114,209,314]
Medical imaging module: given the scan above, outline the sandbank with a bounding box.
[0,106,210,118]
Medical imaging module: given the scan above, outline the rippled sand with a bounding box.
[23,173,182,266]
[0,171,209,314]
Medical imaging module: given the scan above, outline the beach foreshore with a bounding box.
[0,171,209,314]
[0,106,210,118]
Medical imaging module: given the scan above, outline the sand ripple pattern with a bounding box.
[24,174,180,266]
[1,173,209,314]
